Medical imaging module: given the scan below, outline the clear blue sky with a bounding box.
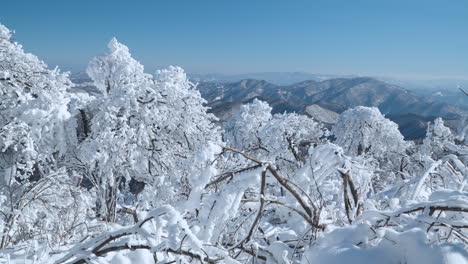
[1,0,467,79]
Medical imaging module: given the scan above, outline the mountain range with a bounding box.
[196,77,467,140]
[190,72,468,108]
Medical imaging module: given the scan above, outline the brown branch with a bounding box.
[117,207,139,223]
[205,164,262,189]
[222,147,262,164]
[66,231,136,264]
[137,97,155,104]
[74,245,152,264]
[268,166,314,219]
[399,205,468,215]
[286,137,300,161]
[222,147,323,229]
[242,199,321,228]
[71,246,218,264]
[339,170,361,223]
[235,170,267,247]
[284,178,318,215]
[238,245,268,261]
[166,248,218,264]
[342,176,353,224]
[98,244,151,255]
[339,171,359,206]
[91,232,133,255]
[60,214,159,264]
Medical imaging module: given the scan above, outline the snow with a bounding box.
[304,228,468,264]
[1,22,467,264]
[304,104,339,124]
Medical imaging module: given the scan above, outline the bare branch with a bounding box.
[459,87,468,96]
[117,207,139,223]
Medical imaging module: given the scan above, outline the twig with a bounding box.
[117,207,139,223]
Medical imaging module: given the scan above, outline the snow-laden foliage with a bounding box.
[86,38,149,96]
[332,106,414,191]
[75,38,221,222]
[0,23,92,252]
[224,99,273,152]
[456,115,468,145]
[1,23,467,263]
[422,117,455,159]
[223,99,327,178]
[0,24,71,164]
[332,106,408,158]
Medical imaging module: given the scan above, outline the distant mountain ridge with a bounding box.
[198,77,466,118]
[196,77,466,139]
[189,72,353,85]
[190,72,468,108]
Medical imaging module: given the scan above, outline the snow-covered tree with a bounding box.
[332,106,411,190]
[0,23,90,250]
[78,39,220,222]
[224,99,273,152]
[409,117,468,202]
[332,106,408,158]
[0,23,72,170]
[421,117,454,159]
[224,99,327,176]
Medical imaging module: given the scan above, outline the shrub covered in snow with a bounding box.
[332,106,408,157]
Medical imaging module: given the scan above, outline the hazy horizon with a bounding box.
[72,70,468,83]
[2,0,468,80]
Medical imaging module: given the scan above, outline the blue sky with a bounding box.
[1,0,467,79]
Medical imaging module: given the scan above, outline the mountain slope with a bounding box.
[197,77,466,139]
[198,77,467,119]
